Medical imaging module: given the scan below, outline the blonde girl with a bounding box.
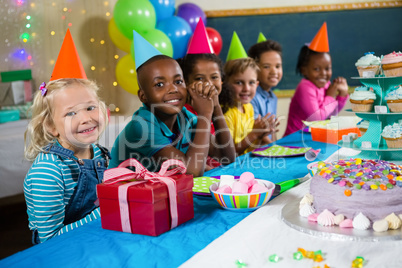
[220,58,276,155]
[24,78,110,244]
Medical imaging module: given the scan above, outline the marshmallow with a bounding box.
[374,105,388,114]
[239,172,255,188]
[219,175,235,188]
[348,133,358,140]
[232,181,248,194]
[216,185,232,193]
[249,182,268,193]
[342,134,353,143]
[361,141,372,149]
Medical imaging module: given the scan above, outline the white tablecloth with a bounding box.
[0,115,130,198]
[181,148,402,268]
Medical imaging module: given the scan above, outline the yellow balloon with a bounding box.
[108,18,132,53]
[115,54,139,95]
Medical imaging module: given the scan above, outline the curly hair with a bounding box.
[247,40,282,63]
[296,45,329,75]
[177,53,224,83]
[24,78,107,161]
[220,58,260,113]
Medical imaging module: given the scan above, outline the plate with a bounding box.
[281,200,402,241]
[252,145,311,158]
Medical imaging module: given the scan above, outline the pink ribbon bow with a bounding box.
[103,159,187,233]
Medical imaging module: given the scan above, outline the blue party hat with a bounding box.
[133,30,162,70]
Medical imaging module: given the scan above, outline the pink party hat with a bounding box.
[187,19,214,54]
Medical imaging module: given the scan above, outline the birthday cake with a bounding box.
[300,158,402,232]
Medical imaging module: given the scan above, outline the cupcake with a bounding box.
[385,85,402,112]
[349,86,376,112]
[357,119,369,135]
[381,51,402,77]
[355,52,381,78]
[382,123,402,148]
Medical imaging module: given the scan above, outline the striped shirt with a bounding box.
[23,143,104,243]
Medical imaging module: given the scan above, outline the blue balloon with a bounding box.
[157,16,192,59]
[149,0,175,23]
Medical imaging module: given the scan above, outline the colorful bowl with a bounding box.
[209,179,275,211]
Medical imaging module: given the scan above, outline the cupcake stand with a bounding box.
[338,76,402,160]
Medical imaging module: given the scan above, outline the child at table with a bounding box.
[23,30,110,244]
[248,39,283,142]
[284,23,349,136]
[24,78,109,244]
[220,57,276,155]
[109,31,235,175]
[179,54,235,169]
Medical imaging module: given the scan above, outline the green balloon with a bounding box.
[114,0,156,39]
[131,29,173,59]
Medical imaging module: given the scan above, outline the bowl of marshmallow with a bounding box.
[209,172,275,211]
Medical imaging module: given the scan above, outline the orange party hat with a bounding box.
[50,29,87,81]
[308,22,329,53]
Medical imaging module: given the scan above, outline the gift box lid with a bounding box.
[1,69,32,82]
[97,173,193,203]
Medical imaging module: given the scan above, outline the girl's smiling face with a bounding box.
[187,59,222,94]
[228,67,259,106]
[49,85,104,152]
[301,53,332,89]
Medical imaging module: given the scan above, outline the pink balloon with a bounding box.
[206,27,223,55]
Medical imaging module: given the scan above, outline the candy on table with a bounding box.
[235,259,247,267]
[351,256,365,268]
[268,254,281,263]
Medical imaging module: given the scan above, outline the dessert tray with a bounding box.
[281,200,402,242]
[338,76,402,160]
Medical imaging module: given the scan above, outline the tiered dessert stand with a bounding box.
[338,76,402,160]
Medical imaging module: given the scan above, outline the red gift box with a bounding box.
[97,159,194,236]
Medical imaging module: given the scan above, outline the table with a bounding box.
[4,131,390,267]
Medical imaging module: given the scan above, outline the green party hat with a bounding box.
[257,32,267,43]
[226,32,248,61]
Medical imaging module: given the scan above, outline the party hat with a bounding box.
[50,29,87,81]
[187,19,214,54]
[308,22,329,53]
[226,32,248,61]
[257,32,267,43]
[133,30,163,70]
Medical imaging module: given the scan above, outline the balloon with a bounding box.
[108,18,131,53]
[113,0,156,39]
[149,0,175,23]
[115,54,139,95]
[176,3,206,32]
[132,29,173,58]
[206,27,223,55]
[157,16,192,59]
